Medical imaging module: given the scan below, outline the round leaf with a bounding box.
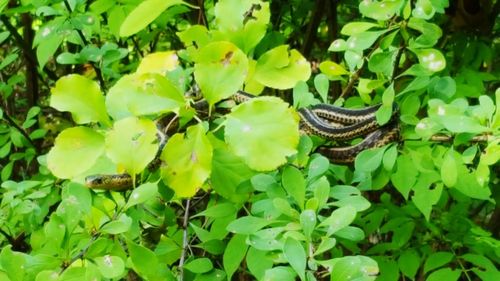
[194,41,249,106]
[413,48,446,72]
[254,45,311,89]
[94,255,125,279]
[47,127,105,179]
[225,97,300,171]
[105,117,159,176]
[136,51,179,75]
[106,73,185,120]
[161,124,213,198]
[50,74,110,125]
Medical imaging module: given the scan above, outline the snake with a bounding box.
[85,91,400,189]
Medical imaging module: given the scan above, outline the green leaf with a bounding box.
[441,149,457,187]
[328,39,347,52]
[125,182,158,209]
[254,45,311,89]
[300,210,316,239]
[136,51,179,75]
[354,146,386,172]
[424,252,454,274]
[319,205,357,236]
[211,148,255,202]
[282,166,306,209]
[94,255,125,279]
[368,50,397,77]
[426,268,461,281]
[341,22,379,35]
[314,74,329,103]
[314,237,336,256]
[223,234,248,280]
[331,256,378,281]
[119,0,194,37]
[184,258,213,274]
[412,48,446,72]
[50,74,110,125]
[100,214,132,234]
[263,266,296,281]
[319,60,350,77]
[194,41,249,106]
[307,155,330,180]
[126,238,160,279]
[105,117,158,176]
[226,216,272,234]
[106,73,185,120]
[382,144,398,171]
[225,97,300,171]
[398,250,420,279]
[214,0,270,53]
[161,124,212,197]
[391,155,418,199]
[194,202,237,218]
[346,30,386,52]
[247,248,273,280]
[47,127,105,179]
[413,0,436,19]
[37,34,63,69]
[359,0,401,20]
[283,238,306,281]
[0,246,26,281]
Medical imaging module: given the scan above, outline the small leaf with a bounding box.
[382,144,398,171]
[223,234,248,280]
[225,97,300,171]
[424,252,454,274]
[136,51,179,75]
[246,248,273,280]
[161,124,213,198]
[398,250,420,279]
[283,238,306,281]
[94,255,125,279]
[413,48,446,72]
[319,205,357,235]
[184,258,213,274]
[194,203,237,218]
[341,22,379,35]
[254,45,311,89]
[226,216,272,234]
[282,166,306,209]
[120,0,194,37]
[126,238,160,279]
[100,214,132,234]
[300,210,316,239]
[354,146,386,172]
[319,60,349,77]
[50,74,109,125]
[391,155,418,199]
[441,149,457,187]
[426,268,461,281]
[47,127,105,179]
[125,182,158,209]
[314,74,329,103]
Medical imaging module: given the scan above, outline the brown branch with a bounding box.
[0,15,58,82]
[197,0,208,27]
[21,13,38,107]
[301,0,326,58]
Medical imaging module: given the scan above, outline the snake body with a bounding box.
[85,91,400,189]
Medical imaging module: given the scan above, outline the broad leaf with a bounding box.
[283,238,306,281]
[105,117,159,176]
[319,205,357,236]
[161,124,213,197]
[194,41,249,106]
[136,51,179,75]
[225,97,300,171]
[47,127,105,179]
[254,45,311,89]
[413,48,446,72]
[223,234,248,280]
[50,74,110,125]
[94,255,125,279]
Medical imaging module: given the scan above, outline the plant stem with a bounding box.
[178,199,191,281]
[0,106,38,152]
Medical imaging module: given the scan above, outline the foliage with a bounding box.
[0,0,499,280]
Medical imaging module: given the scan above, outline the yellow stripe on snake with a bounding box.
[85,91,400,189]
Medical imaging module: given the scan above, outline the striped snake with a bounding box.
[85,91,400,189]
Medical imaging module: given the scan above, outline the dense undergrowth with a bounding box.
[0,0,499,280]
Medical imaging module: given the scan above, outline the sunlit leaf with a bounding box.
[136,51,179,75]
[161,124,213,198]
[254,45,311,89]
[412,48,446,72]
[50,74,110,125]
[94,255,125,279]
[194,41,249,106]
[105,117,158,176]
[283,238,306,281]
[319,60,350,77]
[119,0,195,37]
[47,127,105,179]
[225,97,300,171]
[106,73,185,120]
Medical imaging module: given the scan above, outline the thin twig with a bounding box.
[178,199,191,281]
[62,0,107,91]
[0,106,38,152]
[301,0,326,57]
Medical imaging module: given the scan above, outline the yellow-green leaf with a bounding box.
[225,97,300,171]
[161,124,213,198]
[50,74,110,126]
[47,127,105,179]
[105,117,159,176]
[136,51,179,75]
